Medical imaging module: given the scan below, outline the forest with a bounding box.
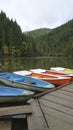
[0,11,73,57]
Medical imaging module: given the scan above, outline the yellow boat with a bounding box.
[50,67,73,74]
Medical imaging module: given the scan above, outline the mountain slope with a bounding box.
[23,19,73,57]
[24,28,52,39]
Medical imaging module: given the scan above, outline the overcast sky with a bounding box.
[0,0,73,32]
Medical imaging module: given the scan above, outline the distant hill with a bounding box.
[24,28,52,39]
[23,19,73,57]
[38,19,73,57]
[24,19,73,57]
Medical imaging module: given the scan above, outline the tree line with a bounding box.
[0,11,73,57]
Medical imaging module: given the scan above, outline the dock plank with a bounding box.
[55,89,73,97]
[50,91,73,101]
[27,99,49,130]
[64,83,73,89]
[0,105,32,117]
[45,114,73,130]
[62,87,73,92]
[39,99,73,124]
[39,99,73,116]
[41,94,73,108]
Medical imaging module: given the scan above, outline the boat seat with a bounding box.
[24,81,36,85]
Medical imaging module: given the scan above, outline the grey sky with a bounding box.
[0,0,73,32]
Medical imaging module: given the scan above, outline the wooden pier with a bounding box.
[0,82,73,130]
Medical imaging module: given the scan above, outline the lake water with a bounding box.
[0,57,73,72]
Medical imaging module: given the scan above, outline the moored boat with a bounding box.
[0,85,34,103]
[0,72,55,92]
[50,67,73,74]
[14,70,71,86]
[30,68,73,81]
[50,67,73,81]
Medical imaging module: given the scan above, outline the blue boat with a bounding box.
[0,72,55,92]
[0,85,34,103]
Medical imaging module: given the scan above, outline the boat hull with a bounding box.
[50,67,73,81]
[29,73,71,86]
[0,86,34,103]
[0,96,32,103]
[0,72,55,92]
[43,78,70,86]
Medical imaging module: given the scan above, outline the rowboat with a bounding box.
[0,85,34,103]
[30,68,73,81]
[50,67,73,80]
[50,67,73,74]
[14,70,71,86]
[0,72,55,92]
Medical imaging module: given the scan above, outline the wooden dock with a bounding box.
[0,82,73,130]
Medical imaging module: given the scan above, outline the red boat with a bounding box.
[30,69,73,81]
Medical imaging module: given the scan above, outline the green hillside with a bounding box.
[24,19,73,57]
[24,28,52,39]
[37,19,73,57]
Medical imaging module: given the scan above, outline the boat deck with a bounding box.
[0,82,73,130]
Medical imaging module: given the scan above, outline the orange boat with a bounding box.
[30,69,73,81]
[28,72,71,86]
[14,70,71,86]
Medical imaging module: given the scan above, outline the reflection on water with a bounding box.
[0,57,73,72]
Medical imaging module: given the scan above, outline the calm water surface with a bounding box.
[0,57,73,72]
